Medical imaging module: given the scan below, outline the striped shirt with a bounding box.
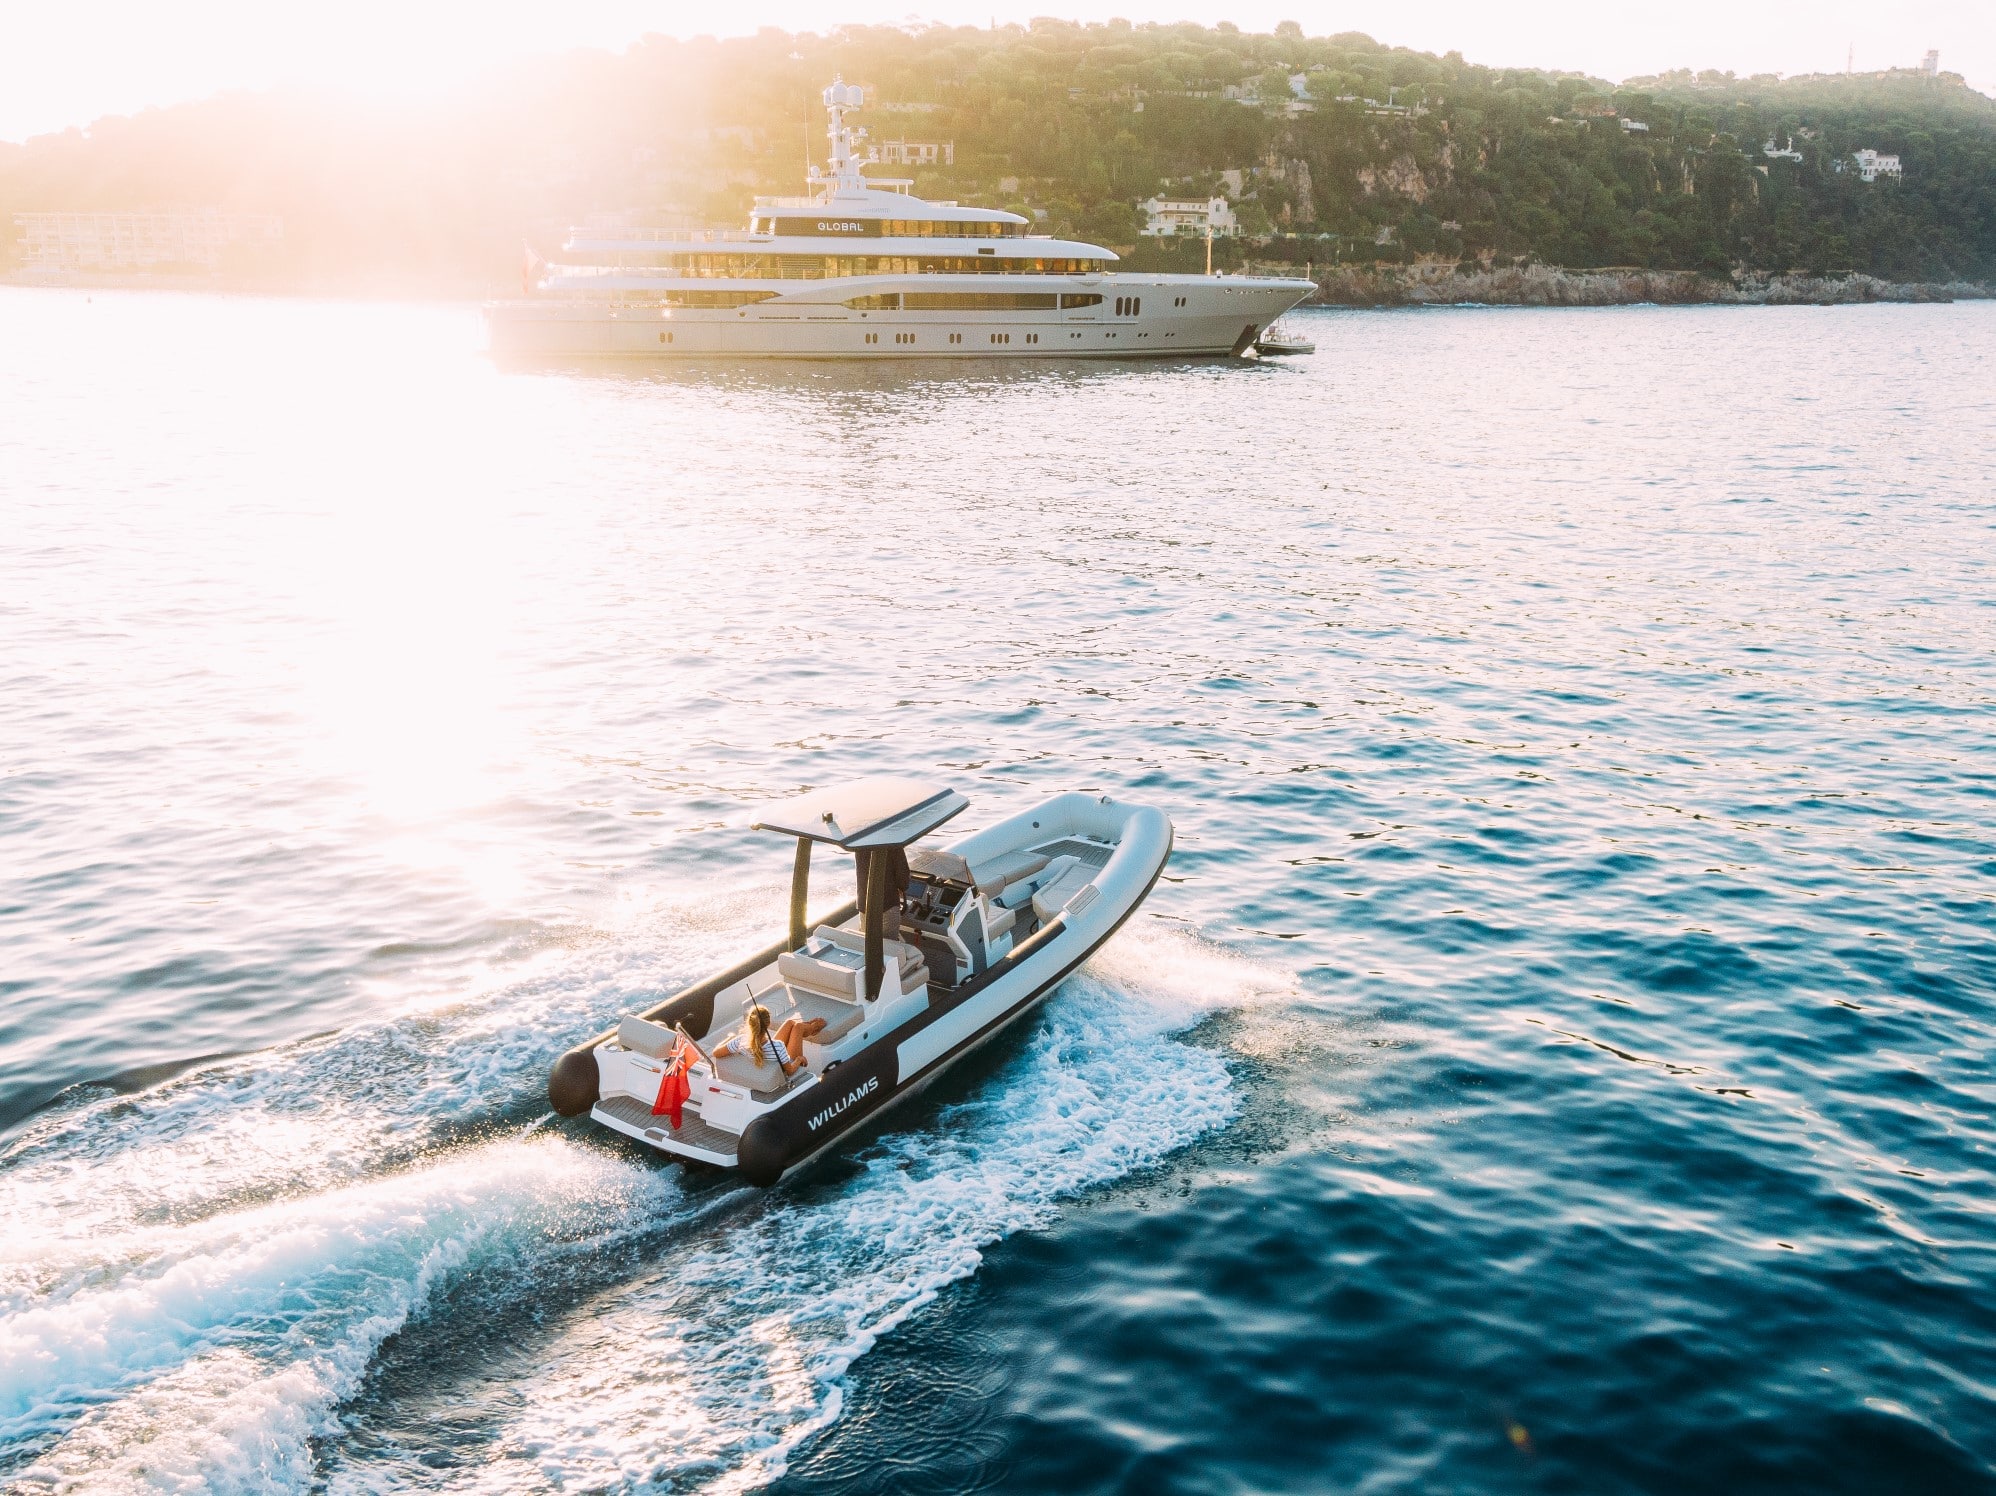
[756,1036,789,1069]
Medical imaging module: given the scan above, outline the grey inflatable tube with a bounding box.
[546,898,860,1117]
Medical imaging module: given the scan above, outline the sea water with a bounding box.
[1,288,1992,1493]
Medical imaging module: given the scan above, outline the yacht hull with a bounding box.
[485,277,1314,361]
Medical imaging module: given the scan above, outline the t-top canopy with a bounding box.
[752,776,968,850]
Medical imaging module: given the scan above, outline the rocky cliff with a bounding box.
[1282,262,1992,307]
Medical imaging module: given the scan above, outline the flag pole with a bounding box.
[675,1022,712,1068]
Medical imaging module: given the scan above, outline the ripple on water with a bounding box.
[2,293,1995,1492]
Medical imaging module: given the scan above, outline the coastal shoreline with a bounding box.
[1275,262,1995,308]
[10,266,1989,310]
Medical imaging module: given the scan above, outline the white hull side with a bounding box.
[486,277,1313,361]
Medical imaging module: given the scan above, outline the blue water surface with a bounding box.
[1,289,1992,1493]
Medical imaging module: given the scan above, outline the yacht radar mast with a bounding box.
[810,78,874,201]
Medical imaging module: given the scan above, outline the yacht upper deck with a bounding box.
[554,78,1109,274]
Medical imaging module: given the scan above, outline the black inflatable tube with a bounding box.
[733,912,1072,1187]
[546,898,861,1117]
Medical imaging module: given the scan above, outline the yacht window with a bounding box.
[600,253,1104,281]
[1060,293,1103,309]
[759,216,1022,239]
[904,292,1059,311]
[662,289,778,307]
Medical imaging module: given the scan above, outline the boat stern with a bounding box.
[591,1090,741,1165]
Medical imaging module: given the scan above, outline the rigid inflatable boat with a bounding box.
[547,778,1172,1185]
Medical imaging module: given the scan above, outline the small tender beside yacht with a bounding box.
[548,778,1171,1185]
[1254,316,1317,356]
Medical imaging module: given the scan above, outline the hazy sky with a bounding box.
[3,0,1989,143]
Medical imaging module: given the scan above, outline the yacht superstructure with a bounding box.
[486,80,1315,361]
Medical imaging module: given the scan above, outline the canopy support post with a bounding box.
[789,838,810,950]
[862,849,887,1001]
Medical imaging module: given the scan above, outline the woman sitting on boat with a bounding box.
[712,1005,826,1078]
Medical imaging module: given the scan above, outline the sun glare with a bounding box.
[4,1,1991,140]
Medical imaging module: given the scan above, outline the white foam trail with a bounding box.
[3,1138,673,1492]
[0,886,772,1273]
[1,917,1292,1494]
[438,922,1285,1495]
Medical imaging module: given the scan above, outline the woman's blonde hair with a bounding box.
[746,1005,772,1066]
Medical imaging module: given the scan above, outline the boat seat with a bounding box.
[1030,856,1097,922]
[906,848,1049,897]
[776,947,864,999]
[709,987,871,1092]
[809,925,925,976]
[617,1015,677,1058]
[969,850,1050,896]
[994,880,1037,911]
[710,1050,791,1097]
[788,987,870,1043]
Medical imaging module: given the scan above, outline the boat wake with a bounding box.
[0,915,1285,1493]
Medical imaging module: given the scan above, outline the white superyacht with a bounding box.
[486,80,1316,361]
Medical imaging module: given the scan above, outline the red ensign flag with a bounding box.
[651,1034,693,1128]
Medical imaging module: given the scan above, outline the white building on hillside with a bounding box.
[878,139,953,167]
[1849,149,1902,182]
[14,209,283,274]
[1764,136,1804,162]
[1139,195,1238,238]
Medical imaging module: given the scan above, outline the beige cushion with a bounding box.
[617,1015,676,1058]
[812,926,924,977]
[987,905,1017,939]
[968,850,1051,896]
[777,948,859,998]
[819,1007,868,1045]
[713,1049,790,1093]
[994,880,1037,911]
[1031,858,1096,922]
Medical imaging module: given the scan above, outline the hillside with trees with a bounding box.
[3,20,1992,293]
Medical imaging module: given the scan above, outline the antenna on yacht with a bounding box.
[820,77,869,199]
